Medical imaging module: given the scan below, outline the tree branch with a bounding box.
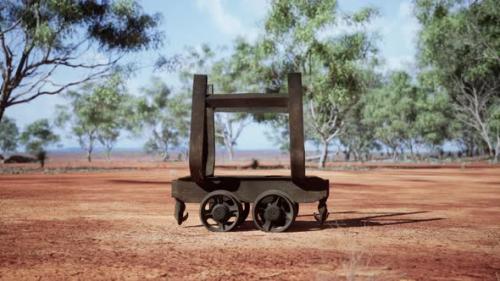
[7,66,112,106]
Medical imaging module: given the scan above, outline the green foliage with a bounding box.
[363,72,419,155]
[338,98,379,161]
[259,0,379,166]
[19,119,59,154]
[136,77,190,160]
[175,44,253,160]
[57,73,130,161]
[1,0,162,51]
[416,0,500,158]
[363,71,453,158]
[0,0,162,122]
[0,116,19,153]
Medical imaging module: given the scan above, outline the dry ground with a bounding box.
[1,161,499,280]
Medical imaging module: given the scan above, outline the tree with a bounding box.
[338,99,378,161]
[364,71,455,160]
[0,116,18,154]
[415,0,500,161]
[19,118,59,167]
[363,72,419,159]
[490,102,500,161]
[210,58,252,161]
[56,73,129,162]
[0,0,162,122]
[215,113,250,161]
[174,44,252,161]
[261,0,379,167]
[415,71,456,155]
[136,77,190,161]
[97,126,120,160]
[264,115,290,153]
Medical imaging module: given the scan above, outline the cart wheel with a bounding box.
[252,190,297,232]
[200,191,242,232]
[237,202,250,225]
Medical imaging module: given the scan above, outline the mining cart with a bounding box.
[172,73,329,232]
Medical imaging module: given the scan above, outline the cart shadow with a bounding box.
[286,211,444,232]
[186,211,444,232]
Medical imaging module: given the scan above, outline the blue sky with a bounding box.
[6,0,420,150]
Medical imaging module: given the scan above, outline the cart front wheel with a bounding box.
[200,191,242,232]
[252,190,296,232]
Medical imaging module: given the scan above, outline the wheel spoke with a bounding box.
[203,212,213,219]
[216,221,225,231]
[227,203,239,212]
[263,220,272,231]
[272,195,280,206]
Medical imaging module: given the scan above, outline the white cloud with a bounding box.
[398,1,420,51]
[367,1,421,73]
[195,0,260,41]
[385,55,415,71]
[241,0,269,18]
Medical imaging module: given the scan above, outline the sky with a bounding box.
[6,0,420,150]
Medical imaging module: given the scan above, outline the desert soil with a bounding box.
[0,161,499,280]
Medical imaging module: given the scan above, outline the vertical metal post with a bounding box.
[288,73,306,181]
[189,75,208,185]
[205,84,215,177]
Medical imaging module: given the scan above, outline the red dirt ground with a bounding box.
[1,161,499,280]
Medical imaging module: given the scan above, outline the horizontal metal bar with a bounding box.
[206,93,289,110]
[214,107,288,113]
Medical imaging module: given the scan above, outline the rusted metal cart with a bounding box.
[172,73,329,232]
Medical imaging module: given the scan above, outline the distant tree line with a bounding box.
[1,0,498,166]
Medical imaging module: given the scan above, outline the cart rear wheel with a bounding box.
[252,190,296,232]
[200,191,242,232]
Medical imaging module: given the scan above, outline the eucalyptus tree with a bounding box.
[364,71,455,160]
[175,44,252,160]
[0,0,162,122]
[56,73,129,162]
[260,0,380,167]
[136,77,190,161]
[210,58,252,161]
[19,118,59,167]
[363,72,419,159]
[338,99,378,161]
[415,0,500,161]
[0,116,18,154]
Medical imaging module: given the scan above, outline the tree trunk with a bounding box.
[479,129,494,158]
[393,148,399,161]
[495,136,500,163]
[228,144,234,161]
[318,140,329,169]
[0,86,9,123]
[105,148,112,161]
[87,148,92,162]
[344,149,350,161]
[0,104,5,123]
[162,142,169,162]
[408,141,415,160]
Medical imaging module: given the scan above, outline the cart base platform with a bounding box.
[172,175,329,203]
